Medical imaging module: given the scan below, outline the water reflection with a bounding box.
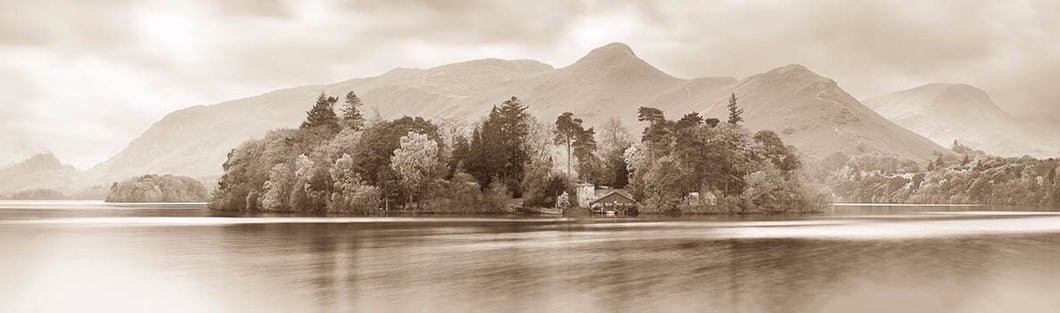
[1,203,1060,312]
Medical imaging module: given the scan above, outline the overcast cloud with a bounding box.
[0,0,1057,168]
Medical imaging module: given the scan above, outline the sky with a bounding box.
[1,0,1058,169]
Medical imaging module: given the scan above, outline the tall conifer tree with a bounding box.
[554,112,583,177]
[301,92,340,134]
[342,91,365,130]
[727,93,744,125]
[464,97,531,197]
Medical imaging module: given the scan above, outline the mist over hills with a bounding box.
[0,153,79,193]
[79,43,950,186]
[864,83,1060,158]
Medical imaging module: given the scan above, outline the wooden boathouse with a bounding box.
[588,191,639,215]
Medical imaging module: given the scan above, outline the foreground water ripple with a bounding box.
[2,201,1060,313]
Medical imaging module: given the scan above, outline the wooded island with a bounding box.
[208,91,831,214]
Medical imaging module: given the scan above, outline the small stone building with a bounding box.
[687,191,718,206]
[576,183,596,207]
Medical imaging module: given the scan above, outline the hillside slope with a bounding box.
[864,84,1059,157]
[697,65,948,161]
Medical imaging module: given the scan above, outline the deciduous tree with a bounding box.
[391,132,441,209]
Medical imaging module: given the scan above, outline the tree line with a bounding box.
[106,174,209,203]
[209,91,831,214]
[827,141,1060,205]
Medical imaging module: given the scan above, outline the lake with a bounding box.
[2,201,1060,312]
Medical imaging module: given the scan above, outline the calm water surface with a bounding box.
[2,201,1060,312]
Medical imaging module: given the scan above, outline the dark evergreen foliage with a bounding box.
[554,112,582,176]
[572,126,598,182]
[342,91,365,130]
[553,112,597,181]
[752,131,801,178]
[726,93,744,125]
[637,106,671,159]
[463,97,532,197]
[447,134,471,178]
[300,92,341,135]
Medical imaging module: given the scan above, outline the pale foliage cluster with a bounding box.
[105,174,209,203]
[288,154,315,209]
[391,132,440,201]
[261,163,291,211]
[328,153,381,213]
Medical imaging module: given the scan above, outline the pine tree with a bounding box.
[301,92,340,134]
[572,127,598,182]
[464,97,532,197]
[705,118,720,128]
[342,91,365,130]
[637,107,665,125]
[676,112,704,130]
[727,93,744,125]
[498,97,530,144]
[496,97,531,196]
[637,107,668,160]
[554,112,583,177]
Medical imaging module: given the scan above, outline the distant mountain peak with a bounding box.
[563,42,680,84]
[889,83,997,111]
[20,153,61,167]
[763,64,824,79]
[778,64,810,72]
[912,83,984,95]
[570,42,646,69]
[927,83,990,99]
[748,64,837,91]
[0,152,80,193]
[922,82,975,89]
[590,42,636,57]
[864,82,1057,157]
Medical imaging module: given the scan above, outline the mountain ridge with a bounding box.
[864,83,1059,157]
[683,63,949,161]
[80,42,950,186]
